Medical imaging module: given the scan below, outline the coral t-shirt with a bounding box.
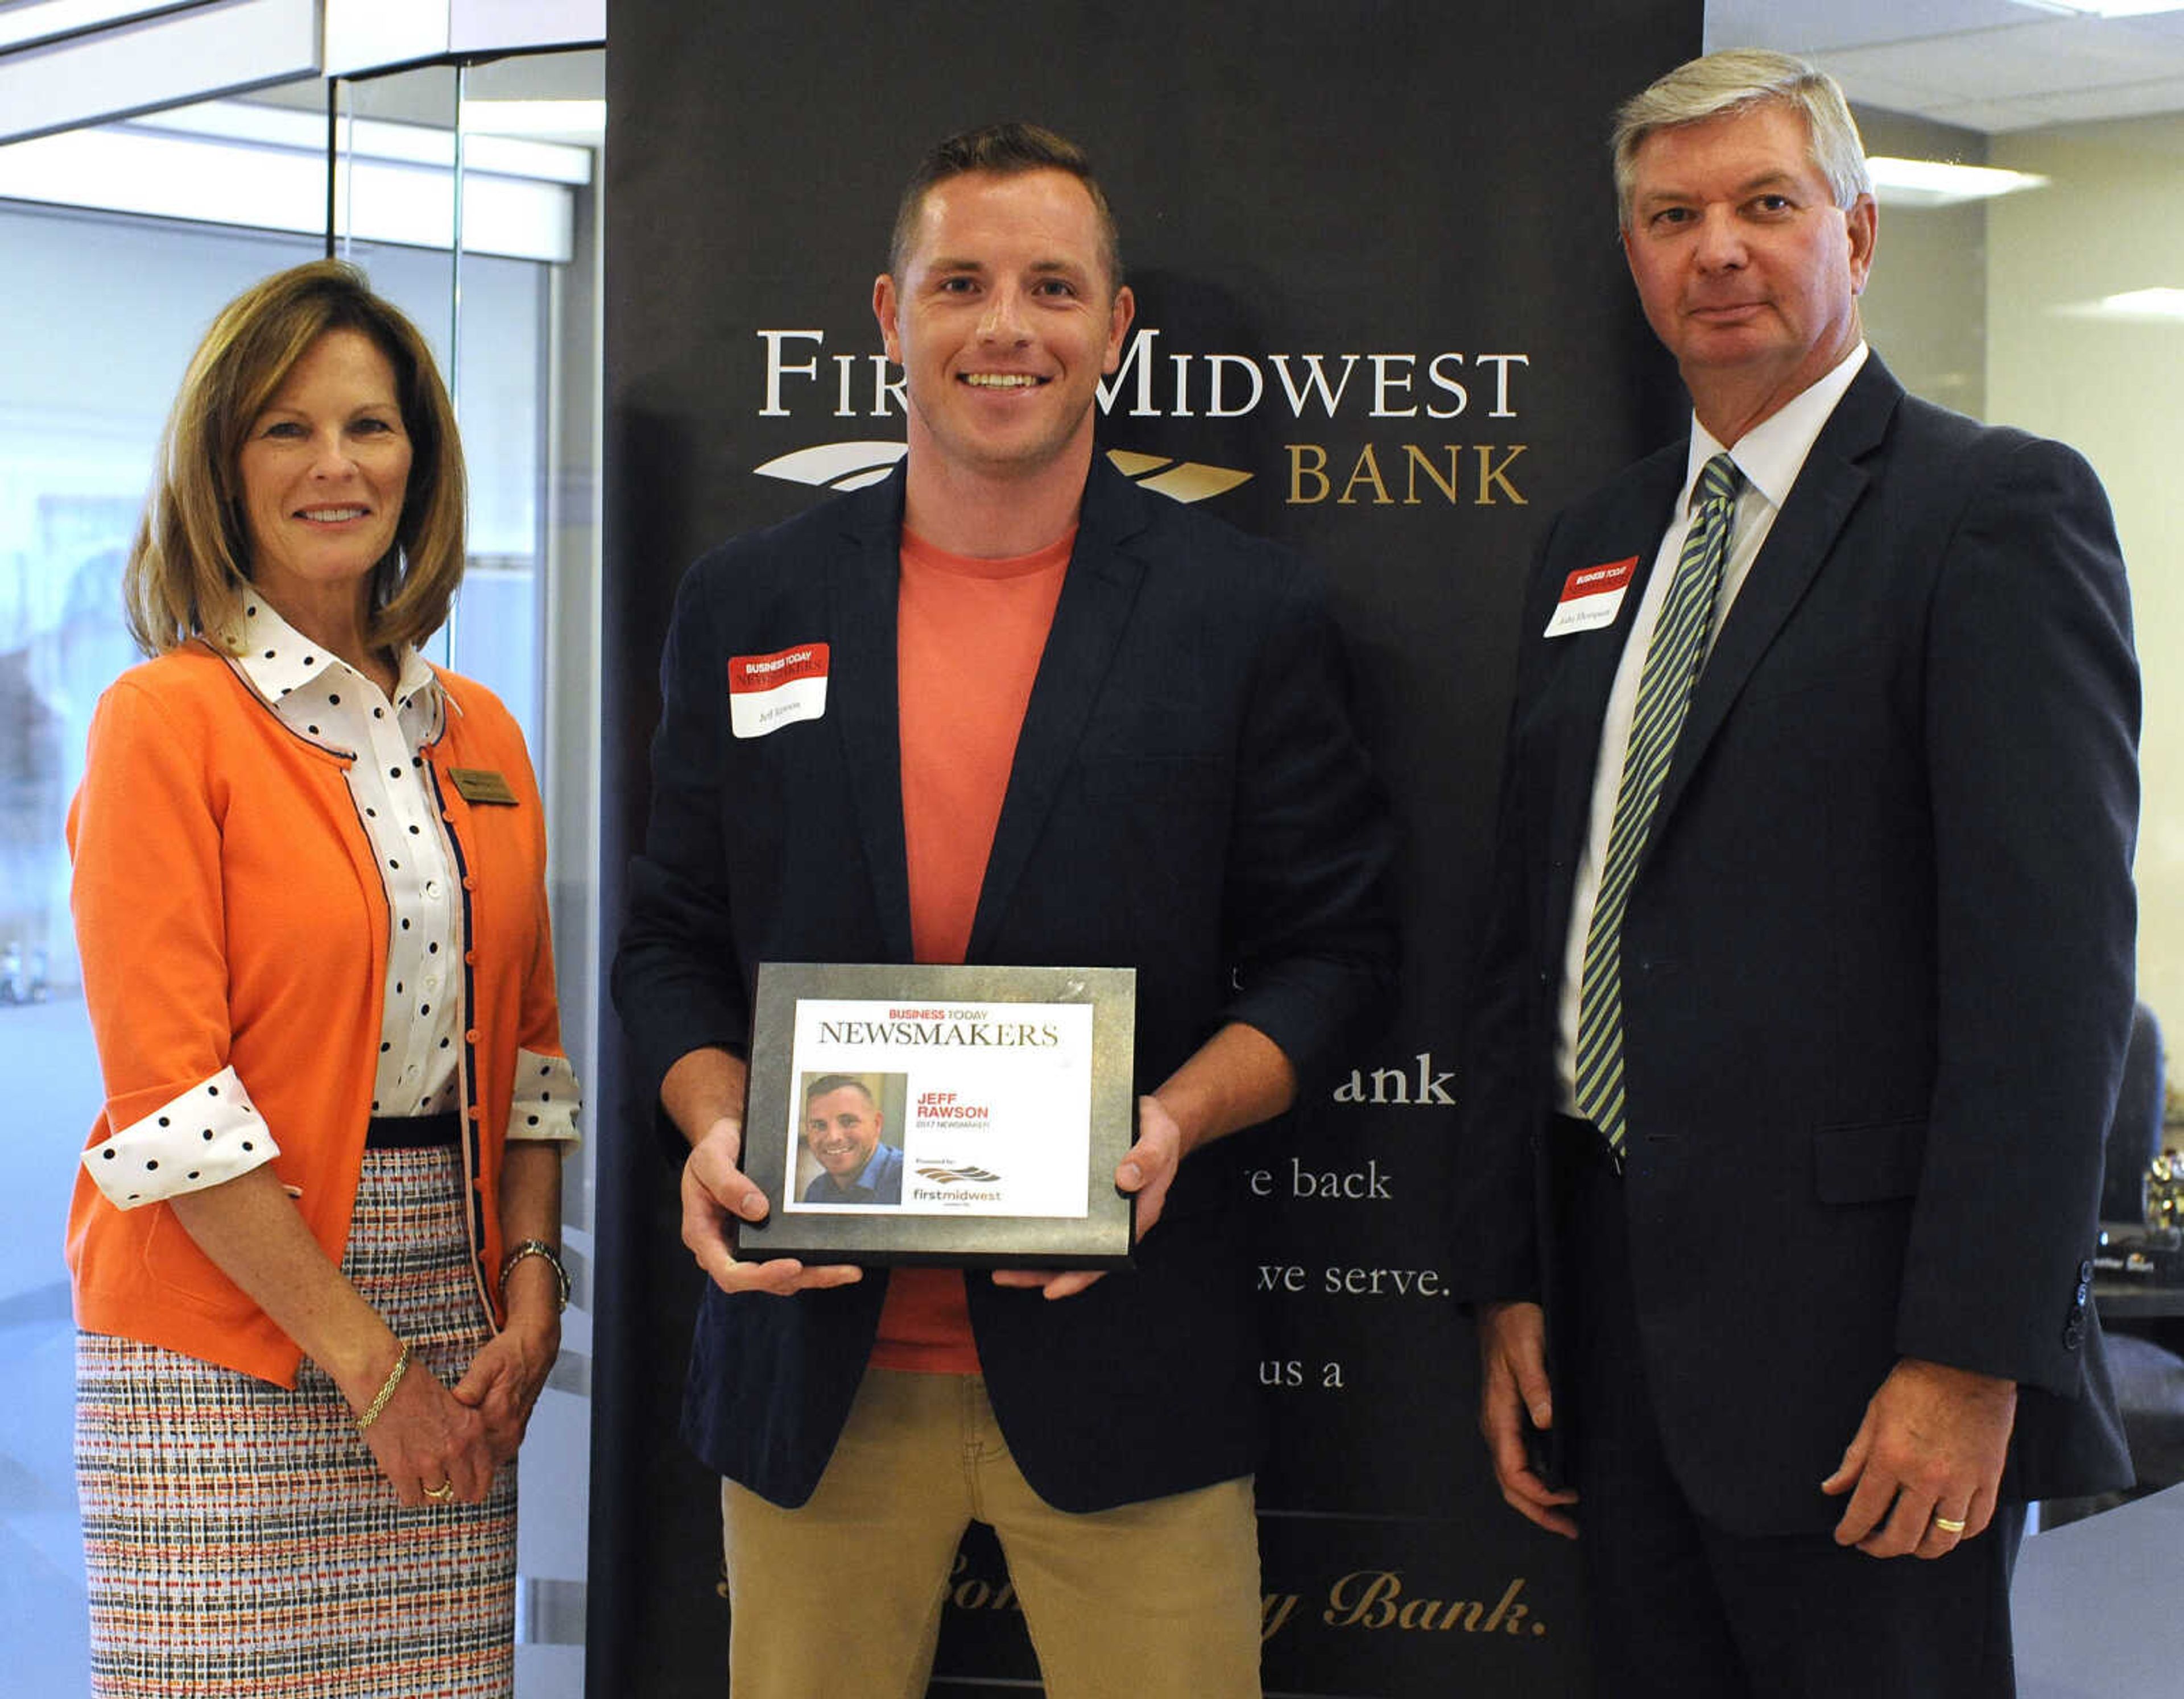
[869,524,1073,1373]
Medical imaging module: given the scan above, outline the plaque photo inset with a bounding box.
[792,1071,909,1207]
[741,963,1137,1267]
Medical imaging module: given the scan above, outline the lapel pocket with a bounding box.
[1813,1116,1926,1204]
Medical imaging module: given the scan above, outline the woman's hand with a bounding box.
[452,1311,561,1463]
[164,1168,495,1504]
[353,1346,499,1506]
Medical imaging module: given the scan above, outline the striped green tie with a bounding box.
[1573,453,1742,1158]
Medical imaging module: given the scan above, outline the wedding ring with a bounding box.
[1931,1513,1967,1534]
[424,1480,456,1502]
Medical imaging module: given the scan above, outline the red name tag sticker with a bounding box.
[1543,556,1639,638]
[727,643,831,738]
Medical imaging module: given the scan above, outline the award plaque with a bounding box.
[739,962,1138,1267]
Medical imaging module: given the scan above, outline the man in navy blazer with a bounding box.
[1453,50,2137,1698]
[614,123,1393,1698]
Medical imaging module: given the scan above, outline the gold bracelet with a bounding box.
[355,1340,412,1431]
[498,1238,570,1313]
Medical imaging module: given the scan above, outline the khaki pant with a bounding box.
[721,1367,1261,1698]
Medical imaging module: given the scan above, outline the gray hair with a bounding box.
[1612,48,1872,229]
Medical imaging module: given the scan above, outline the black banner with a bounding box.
[594,5,1702,1693]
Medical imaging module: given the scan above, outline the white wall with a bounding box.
[1987,114,2184,1086]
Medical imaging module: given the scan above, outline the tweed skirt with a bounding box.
[76,1146,518,1698]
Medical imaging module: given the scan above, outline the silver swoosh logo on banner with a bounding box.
[752,441,909,491]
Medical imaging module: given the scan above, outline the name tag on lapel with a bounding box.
[448,767,519,805]
[1543,556,1639,638]
[729,643,830,738]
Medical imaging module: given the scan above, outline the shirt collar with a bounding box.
[1681,340,1869,517]
[213,599,444,749]
[835,1142,897,1196]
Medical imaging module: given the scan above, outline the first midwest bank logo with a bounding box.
[752,327,1533,509]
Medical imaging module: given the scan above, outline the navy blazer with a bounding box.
[1453,355,2137,1534]
[615,457,1397,1512]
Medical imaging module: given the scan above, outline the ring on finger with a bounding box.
[424,1479,456,1503]
[1930,1512,1967,1535]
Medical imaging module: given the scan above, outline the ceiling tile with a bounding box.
[1920,96,2053,132]
[2116,12,2184,48]
[1695,2,2184,132]
[1829,67,1960,114]
[1707,0,2053,55]
[1821,20,2184,101]
[2020,73,2184,125]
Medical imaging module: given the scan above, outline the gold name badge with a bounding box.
[448,767,519,806]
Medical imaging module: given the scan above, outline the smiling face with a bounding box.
[1621,101,1875,442]
[804,1084,883,1182]
[872,167,1134,487]
[237,326,412,629]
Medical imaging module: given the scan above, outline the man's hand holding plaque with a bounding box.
[666,1049,864,1296]
[991,1092,1185,1300]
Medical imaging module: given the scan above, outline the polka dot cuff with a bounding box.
[84,1066,280,1209]
[510,1048,581,1143]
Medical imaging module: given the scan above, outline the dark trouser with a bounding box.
[1552,1115,2023,1699]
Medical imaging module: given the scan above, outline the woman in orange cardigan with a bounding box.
[67,260,578,1697]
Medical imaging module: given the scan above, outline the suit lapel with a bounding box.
[1652,357,1901,828]
[1544,447,1687,880]
[826,469,916,962]
[966,459,1150,962]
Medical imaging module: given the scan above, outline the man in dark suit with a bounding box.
[614,122,1393,1698]
[1453,49,2137,1698]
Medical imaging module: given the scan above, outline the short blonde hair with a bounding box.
[1612,49,1872,230]
[124,259,466,656]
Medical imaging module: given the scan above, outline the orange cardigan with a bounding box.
[66,640,569,1385]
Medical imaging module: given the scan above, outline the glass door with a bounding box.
[0,45,602,1699]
